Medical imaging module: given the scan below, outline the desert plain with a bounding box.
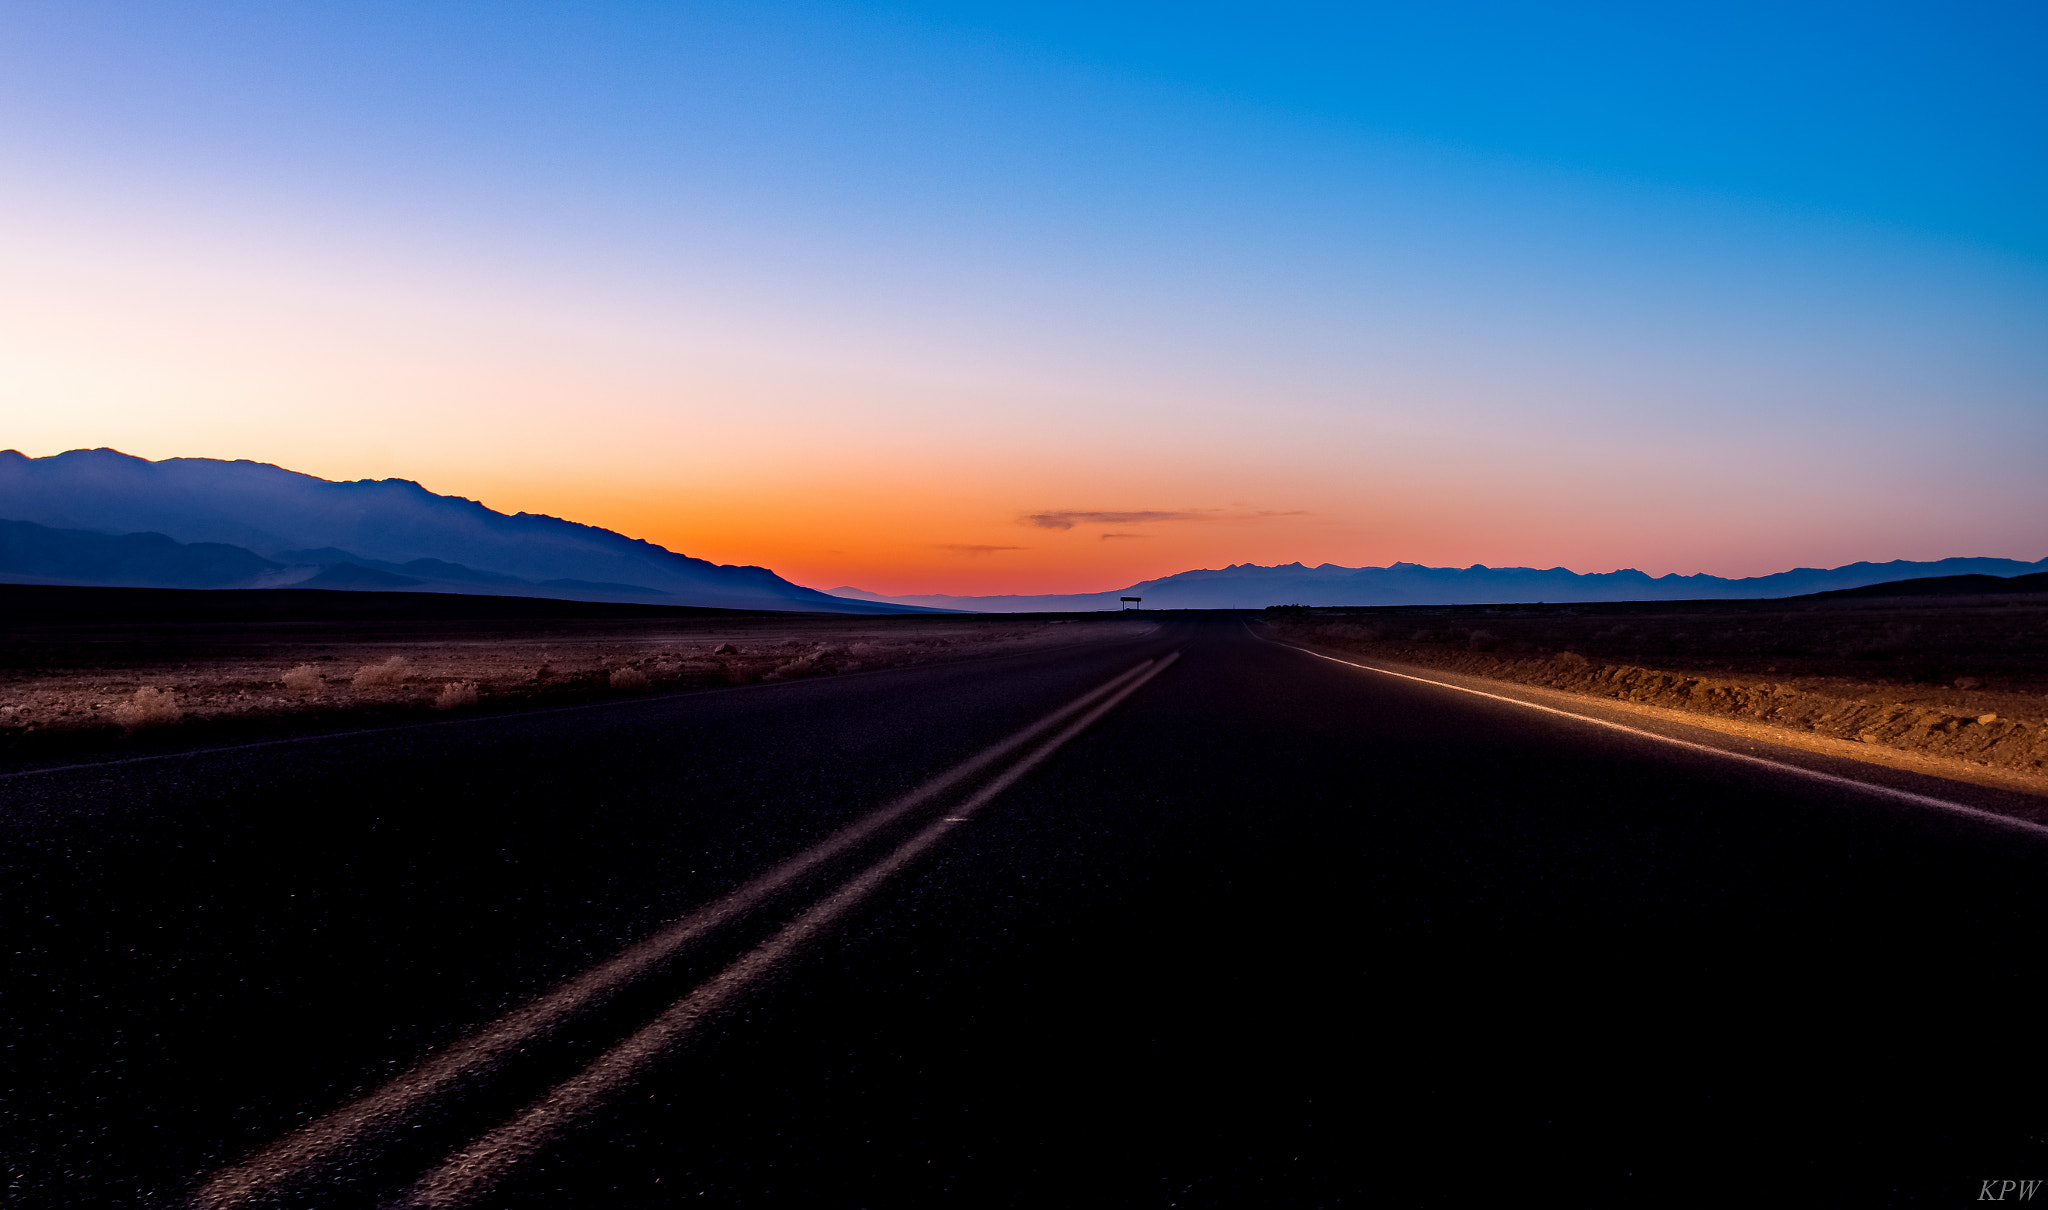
[8,581,2045,798]
[0,585,1153,762]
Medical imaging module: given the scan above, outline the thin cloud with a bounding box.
[1098,532,1146,540]
[1022,509,1309,530]
[934,544,1027,556]
[1023,510,1198,530]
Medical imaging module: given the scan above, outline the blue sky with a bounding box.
[11,2,2037,246]
[1,2,2042,589]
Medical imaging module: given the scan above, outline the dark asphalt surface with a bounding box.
[6,616,2048,1206]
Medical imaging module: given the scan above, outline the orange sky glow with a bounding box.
[2,3,2041,597]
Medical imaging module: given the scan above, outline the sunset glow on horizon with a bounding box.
[4,2,2042,596]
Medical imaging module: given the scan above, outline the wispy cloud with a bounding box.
[1022,509,1308,531]
[1098,532,1146,540]
[1023,510,1196,530]
[935,544,1027,556]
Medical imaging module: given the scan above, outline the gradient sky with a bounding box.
[2,1,2043,594]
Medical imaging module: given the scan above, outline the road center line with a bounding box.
[1261,633,2048,840]
[398,651,1180,1209]
[192,657,1161,1209]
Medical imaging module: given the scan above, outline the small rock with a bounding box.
[1956,677,1983,690]
[1978,713,1999,725]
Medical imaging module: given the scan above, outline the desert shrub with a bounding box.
[1556,651,1590,667]
[434,681,479,711]
[354,656,413,688]
[114,687,181,730]
[765,656,824,680]
[1468,629,1499,652]
[610,667,650,691]
[281,664,322,691]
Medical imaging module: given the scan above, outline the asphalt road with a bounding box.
[6,616,2048,1206]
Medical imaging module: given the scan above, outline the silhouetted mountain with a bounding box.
[273,550,531,586]
[0,449,926,613]
[840,555,2048,611]
[0,518,296,589]
[1800,571,2048,600]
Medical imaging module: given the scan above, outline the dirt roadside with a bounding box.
[0,587,1154,763]
[1264,595,2048,798]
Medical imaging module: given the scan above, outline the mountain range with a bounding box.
[0,448,918,613]
[833,554,2048,611]
[6,448,2041,612]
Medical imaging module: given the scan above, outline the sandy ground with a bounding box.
[0,604,1154,760]
[1267,595,2048,795]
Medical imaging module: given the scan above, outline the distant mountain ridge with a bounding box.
[835,554,2048,612]
[0,449,922,613]
[0,518,302,590]
[13,449,2037,613]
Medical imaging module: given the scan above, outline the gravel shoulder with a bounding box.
[1265,594,2048,798]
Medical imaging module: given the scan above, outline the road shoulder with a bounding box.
[1259,626,2048,826]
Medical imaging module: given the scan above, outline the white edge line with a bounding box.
[1257,631,2048,842]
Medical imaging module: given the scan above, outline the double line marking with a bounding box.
[195,652,1179,1209]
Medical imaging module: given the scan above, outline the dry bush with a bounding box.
[353,656,413,688]
[765,655,823,680]
[281,664,322,691]
[114,687,181,730]
[610,667,650,691]
[434,681,479,711]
